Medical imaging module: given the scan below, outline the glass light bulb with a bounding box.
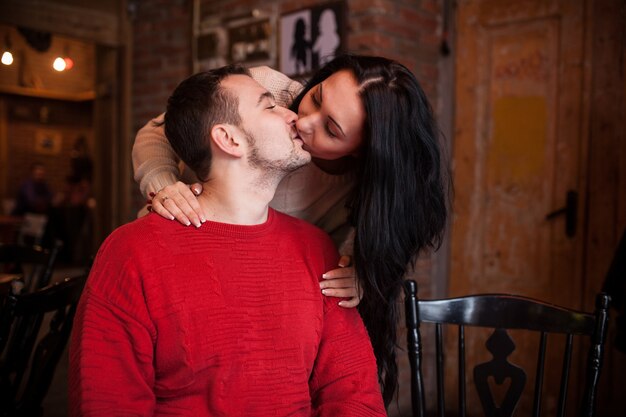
[1,51,13,66]
[53,56,66,71]
[64,57,74,70]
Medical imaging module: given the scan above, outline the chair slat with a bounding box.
[557,334,574,417]
[436,323,445,417]
[459,325,466,417]
[532,331,547,417]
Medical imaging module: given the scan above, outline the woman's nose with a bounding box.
[295,114,313,135]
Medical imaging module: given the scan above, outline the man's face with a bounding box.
[221,75,311,175]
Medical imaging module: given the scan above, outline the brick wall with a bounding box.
[131,0,443,414]
[132,0,192,131]
[131,0,442,132]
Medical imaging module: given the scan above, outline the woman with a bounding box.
[132,54,448,406]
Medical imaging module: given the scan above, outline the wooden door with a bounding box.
[450,0,588,414]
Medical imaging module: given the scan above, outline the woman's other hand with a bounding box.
[319,255,362,308]
[149,182,204,227]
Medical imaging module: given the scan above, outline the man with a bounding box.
[69,65,385,416]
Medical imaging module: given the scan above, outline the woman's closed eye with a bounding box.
[325,124,337,138]
[310,88,338,138]
[312,84,326,108]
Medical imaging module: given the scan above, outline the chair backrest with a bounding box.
[0,240,63,292]
[403,280,610,417]
[0,273,87,416]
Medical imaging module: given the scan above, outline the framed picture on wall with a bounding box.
[279,1,346,78]
[34,130,62,155]
[228,19,272,64]
[195,29,227,72]
[193,0,276,72]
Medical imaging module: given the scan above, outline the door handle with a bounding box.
[545,190,577,238]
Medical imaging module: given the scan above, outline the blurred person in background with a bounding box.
[11,161,53,216]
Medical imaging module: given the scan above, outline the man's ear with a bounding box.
[210,124,245,157]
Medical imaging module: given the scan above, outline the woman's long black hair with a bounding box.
[291,54,448,406]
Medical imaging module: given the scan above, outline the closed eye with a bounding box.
[311,87,338,138]
[257,91,277,109]
[311,87,322,108]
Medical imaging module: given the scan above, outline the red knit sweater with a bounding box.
[69,210,386,416]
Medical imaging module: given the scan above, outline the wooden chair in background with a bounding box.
[15,214,48,247]
[0,240,63,293]
[403,280,610,417]
[0,273,87,417]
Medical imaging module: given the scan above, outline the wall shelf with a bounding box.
[0,85,95,102]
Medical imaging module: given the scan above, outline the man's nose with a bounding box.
[279,106,298,124]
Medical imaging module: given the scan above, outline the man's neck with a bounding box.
[196,174,280,225]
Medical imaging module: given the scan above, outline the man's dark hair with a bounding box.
[164,64,251,181]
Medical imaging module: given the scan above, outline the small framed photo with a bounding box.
[279,1,346,78]
[192,0,275,72]
[194,28,228,72]
[228,18,272,65]
[34,130,62,155]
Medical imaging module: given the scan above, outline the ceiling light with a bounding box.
[53,56,66,71]
[2,34,13,66]
[53,43,74,72]
[1,51,13,66]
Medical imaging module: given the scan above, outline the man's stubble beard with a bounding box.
[243,128,309,177]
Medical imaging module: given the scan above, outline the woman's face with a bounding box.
[296,69,365,161]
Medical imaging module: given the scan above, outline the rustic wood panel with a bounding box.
[450,0,588,414]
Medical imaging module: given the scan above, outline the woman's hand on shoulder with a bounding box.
[149,181,205,227]
[319,255,363,308]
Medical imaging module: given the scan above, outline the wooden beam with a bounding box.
[0,85,96,102]
[0,0,119,46]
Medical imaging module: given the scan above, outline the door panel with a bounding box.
[450,1,586,414]
[481,20,558,297]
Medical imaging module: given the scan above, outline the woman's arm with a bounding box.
[133,115,205,226]
[132,113,189,198]
[248,66,303,108]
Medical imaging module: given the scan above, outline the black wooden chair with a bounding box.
[602,229,626,352]
[403,280,610,417]
[0,273,87,417]
[0,240,63,293]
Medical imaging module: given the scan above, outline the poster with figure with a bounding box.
[280,2,345,78]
